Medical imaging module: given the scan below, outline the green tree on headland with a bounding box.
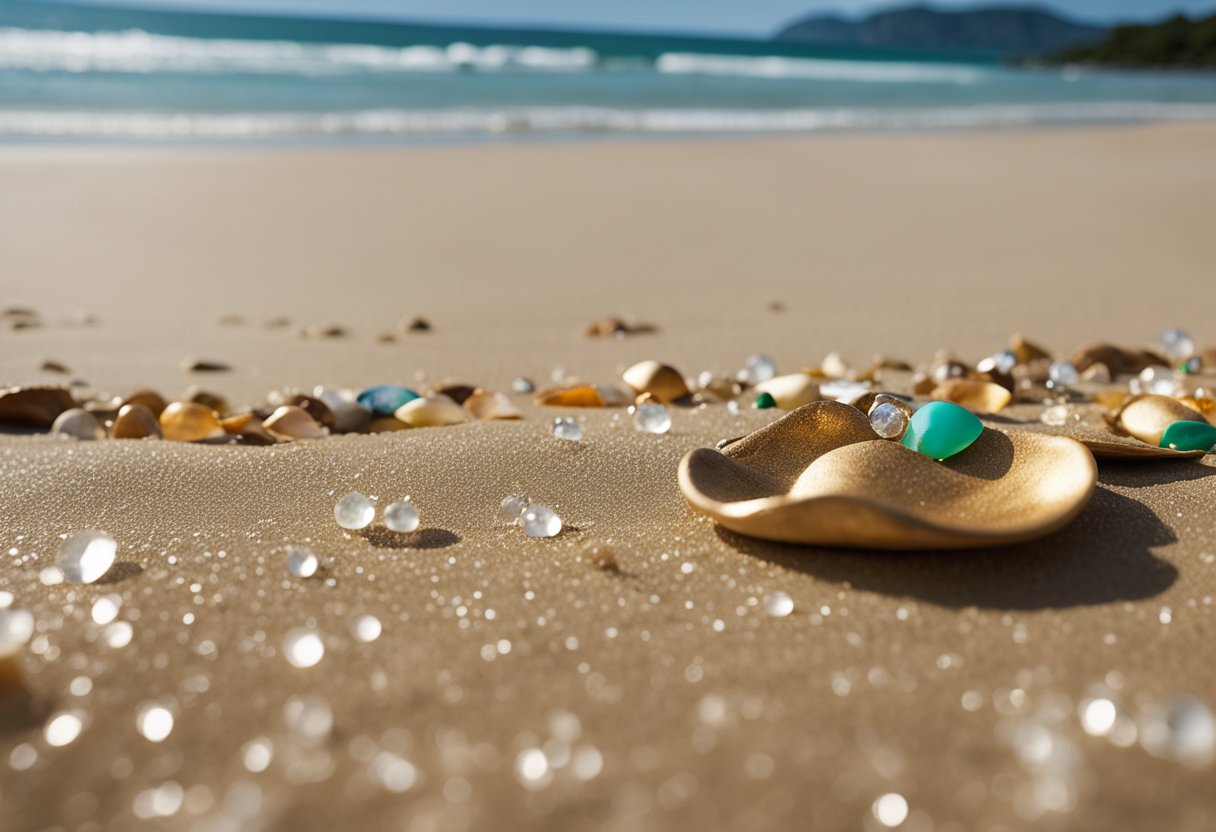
[1048,13,1216,68]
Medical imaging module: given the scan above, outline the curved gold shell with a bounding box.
[678,402,1096,550]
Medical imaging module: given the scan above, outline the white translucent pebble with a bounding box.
[350,613,382,643]
[500,494,530,525]
[384,500,421,533]
[514,748,551,789]
[282,694,333,744]
[1040,404,1069,427]
[44,710,84,747]
[511,377,535,394]
[105,621,133,648]
[522,504,562,538]
[59,530,117,585]
[1048,361,1080,386]
[633,402,671,434]
[869,403,908,440]
[820,379,871,403]
[283,628,325,668]
[91,595,121,625]
[1161,327,1195,361]
[39,567,64,586]
[551,417,583,442]
[1139,695,1216,767]
[1080,698,1118,737]
[51,408,105,441]
[242,737,274,773]
[872,792,909,827]
[743,354,777,384]
[334,492,374,530]
[0,608,35,659]
[370,751,419,793]
[764,591,794,618]
[136,702,175,742]
[285,546,318,578]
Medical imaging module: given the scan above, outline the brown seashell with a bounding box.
[1070,342,1168,376]
[40,360,69,374]
[185,387,229,417]
[122,389,168,417]
[435,384,477,405]
[753,374,820,409]
[622,361,689,404]
[369,416,411,433]
[51,408,105,440]
[219,412,278,445]
[181,358,231,373]
[1009,334,1052,365]
[301,324,348,339]
[1113,394,1207,447]
[464,389,522,420]
[1007,415,1205,461]
[403,317,431,333]
[395,396,468,427]
[871,356,914,373]
[678,402,1095,550]
[264,405,328,440]
[160,402,225,442]
[534,384,606,408]
[287,395,336,429]
[1079,363,1112,384]
[930,379,1012,413]
[112,404,162,439]
[0,385,76,428]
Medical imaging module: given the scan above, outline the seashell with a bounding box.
[1113,394,1207,448]
[586,316,628,337]
[181,358,231,373]
[404,317,432,333]
[395,396,468,427]
[263,405,328,440]
[356,385,419,416]
[160,402,225,442]
[1070,342,1168,376]
[435,384,477,405]
[534,384,606,408]
[622,361,689,404]
[820,352,850,379]
[369,416,411,433]
[301,324,347,339]
[185,387,229,417]
[287,395,336,430]
[911,373,936,396]
[464,389,522,420]
[0,385,76,428]
[930,379,1012,413]
[753,374,819,410]
[122,389,168,417]
[219,412,277,445]
[41,360,69,374]
[1079,363,1112,384]
[112,404,162,439]
[679,402,1095,549]
[51,408,105,440]
[1009,334,1052,365]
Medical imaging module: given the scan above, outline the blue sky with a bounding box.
[72,0,1216,34]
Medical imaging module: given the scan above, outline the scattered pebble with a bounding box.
[551,417,583,442]
[522,504,562,538]
[633,402,671,434]
[384,499,421,533]
[51,408,105,440]
[285,546,319,578]
[59,530,117,584]
[334,492,375,531]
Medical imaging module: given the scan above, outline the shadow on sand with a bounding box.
[360,527,461,550]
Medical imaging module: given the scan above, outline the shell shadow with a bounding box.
[97,562,144,584]
[359,527,461,550]
[714,486,1177,611]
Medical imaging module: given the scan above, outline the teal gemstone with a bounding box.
[754,392,777,410]
[900,401,984,460]
[1159,420,1216,452]
[356,385,419,416]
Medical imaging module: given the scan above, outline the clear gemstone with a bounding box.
[350,614,382,643]
[1162,328,1196,361]
[742,354,777,384]
[633,403,671,434]
[285,546,318,578]
[384,500,421,533]
[522,505,562,538]
[869,403,908,440]
[334,492,374,530]
[764,592,794,618]
[551,417,583,442]
[1040,404,1069,427]
[1048,361,1079,387]
[500,494,530,525]
[59,530,117,585]
[1133,365,1180,396]
[283,628,325,668]
[282,695,333,744]
[136,702,175,742]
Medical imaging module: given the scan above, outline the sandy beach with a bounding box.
[2,124,1215,831]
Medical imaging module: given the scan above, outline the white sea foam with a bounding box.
[656,52,986,84]
[3,103,1216,141]
[0,27,598,74]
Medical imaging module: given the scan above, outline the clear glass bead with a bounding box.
[764,592,794,618]
[1048,361,1079,387]
[334,492,374,530]
[1135,365,1180,397]
[522,504,562,538]
[633,403,671,434]
[384,500,420,533]
[285,546,318,578]
[551,417,583,442]
[500,494,530,525]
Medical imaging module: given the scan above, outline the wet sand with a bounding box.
[1,124,1215,831]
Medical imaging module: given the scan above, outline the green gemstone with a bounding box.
[754,392,777,410]
[900,401,984,460]
[1159,420,1216,452]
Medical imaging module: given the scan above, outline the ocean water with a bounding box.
[3,1,1216,144]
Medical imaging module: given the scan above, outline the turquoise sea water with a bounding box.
[3,1,1216,144]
